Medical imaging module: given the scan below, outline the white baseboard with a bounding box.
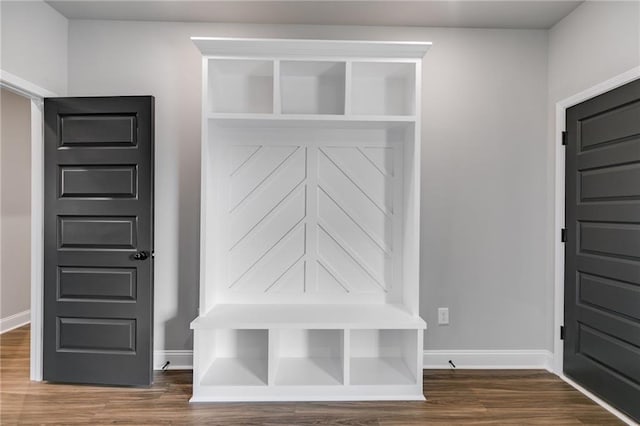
[155,349,554,372]
[0,310,30,334]
[423,349,553,370]
[154,350,193,370]
[559,374,638,426]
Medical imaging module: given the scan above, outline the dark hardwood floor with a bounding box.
[1,325,622,425]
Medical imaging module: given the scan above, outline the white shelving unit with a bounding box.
[191,37,431,402]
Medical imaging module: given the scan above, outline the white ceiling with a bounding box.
[46,1,583,29]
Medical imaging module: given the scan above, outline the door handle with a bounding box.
[132,251,149,261]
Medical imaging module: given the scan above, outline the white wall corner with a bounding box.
[154,350,193,370]
[0,310,30,334]
[423,349,554,371]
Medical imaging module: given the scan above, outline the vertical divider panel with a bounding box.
[305,144,318,293]
[400,330,419,385]
[273,60,281,114]
[343,329,351,385]
[215,137,230,305]
[192,330,202,385]
[399,63,421,315]
[344,61,353,116]
[268,328,278,386]
[392,138,404,304]
[415,330,424,385]
[200,57,212,313]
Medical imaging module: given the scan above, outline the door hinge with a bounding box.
[562,131,567,146]
[560,326,565,340]
[561,228,567,243]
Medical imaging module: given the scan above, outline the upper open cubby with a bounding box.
[351,62,415,116]
[208,59,274,114]
[280,61,346,115]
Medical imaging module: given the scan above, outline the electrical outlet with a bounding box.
[438,307,449,325]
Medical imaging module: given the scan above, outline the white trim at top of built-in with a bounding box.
[553,65,640,426]
[1,68,59,382]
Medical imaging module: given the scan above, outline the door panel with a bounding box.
[564,79,640,421]
[60,114,137,146]
[57,266,137,301]
[44,97,154,386]
[59,165,138,198]
[57,318,136,352]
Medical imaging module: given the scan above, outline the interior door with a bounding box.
[43,96,154,386]
[564,78,640,421]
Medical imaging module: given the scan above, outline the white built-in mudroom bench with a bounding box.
[190,37,431,402]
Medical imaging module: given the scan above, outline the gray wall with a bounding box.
[549,1,640,103]
[67,21,549,352]
[5,0,635,355]
[0,88,31,320]
[0,1,68,95]
[544,0,640,349]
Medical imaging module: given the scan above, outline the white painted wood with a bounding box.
[0,69,57,100]
[153,350,194,370]
[192,304,426,330]
[350,329,419,385]
[272,329,344,385]
[155,348,557,372]
[552,66,640,375]
[0,310,30,334]
[275,357,343,386]
[343,329,351,385]
[192,37,428,401]
[209,113,416,126]
[208,59,273,114]
[402,60,422,316]
[305,144,320,294]
[280,61,345,115]
[209,126,405,305]
[195,329,269,386]
[344,61,353,115]
[192,38,432,59]
[273,60,282,114]
[351,62,416,116]
[30,99,45,381]
[199,57,211,314]
[201,358,268,386]
[350,357,414,386]
[1,70,56,382]
[190,384,425,402]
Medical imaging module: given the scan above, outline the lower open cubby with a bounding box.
[192,326,424,401]
[271,329,344,386]
[197,329,268,386]
[349,329,418,386]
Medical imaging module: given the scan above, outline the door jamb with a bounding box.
[0,69,58,381]
[552,65,640,374]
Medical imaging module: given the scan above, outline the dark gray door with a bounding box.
[43,97,154,386]
[564,78,640,421]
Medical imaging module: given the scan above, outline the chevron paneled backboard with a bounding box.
[211,130,404,305]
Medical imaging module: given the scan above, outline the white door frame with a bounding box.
[553,66,640,372]
[0,69,58,381]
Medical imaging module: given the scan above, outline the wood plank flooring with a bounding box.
[1,326,622,425]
